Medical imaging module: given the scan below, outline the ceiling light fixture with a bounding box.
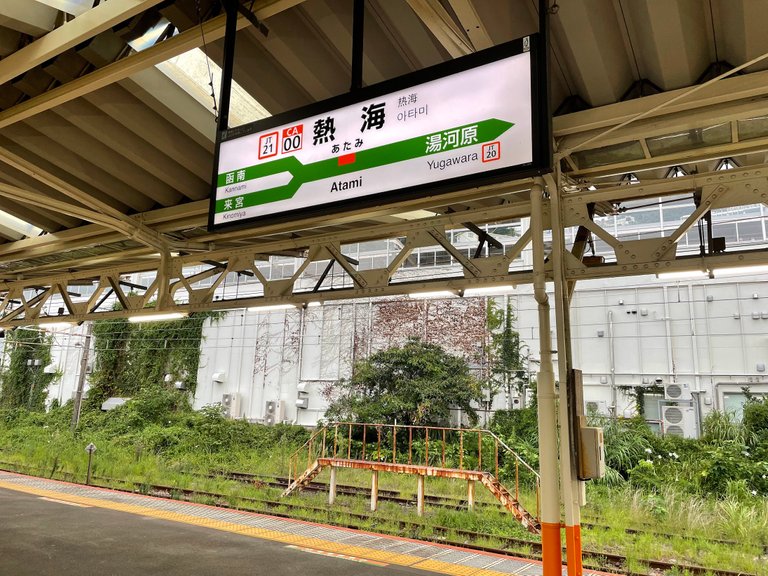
[128,312,188,323]
[408,290,457,299]
[656,270,709,280]
[247,304,297,312]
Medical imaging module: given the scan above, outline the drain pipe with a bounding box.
[608,309,617,415]
[530,180,562,575]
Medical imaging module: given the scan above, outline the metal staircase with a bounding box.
[284,459,324,493]
[282,422,541,534]
[479,472,539,532]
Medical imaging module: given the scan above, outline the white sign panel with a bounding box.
[210,37,546,229]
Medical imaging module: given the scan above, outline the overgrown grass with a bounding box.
[2,399,768,575]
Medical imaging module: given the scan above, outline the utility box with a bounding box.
[222,393,240,419]
[578,426,605,480]
[264,400,284,425]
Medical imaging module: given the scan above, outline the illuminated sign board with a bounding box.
[209,35,550,231]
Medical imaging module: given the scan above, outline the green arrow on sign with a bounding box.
[215,118,513,213]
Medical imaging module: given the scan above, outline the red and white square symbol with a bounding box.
[258,131,279,160]
[482,141,501,163]
[281,124,303,154]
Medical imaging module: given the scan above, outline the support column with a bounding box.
[350,0,364,92]
[548,170,584,576]
[416,475,425,517]
[467,479,475,511]
[530,180,563,576]
[70,322,92,431]
[329,467,337,505]
[371,470,379,512]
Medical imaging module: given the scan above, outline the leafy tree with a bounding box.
[0,327,57,410]
[486,300,528,409]
[324,338,483,426]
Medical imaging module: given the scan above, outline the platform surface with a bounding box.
[0,470,612,576]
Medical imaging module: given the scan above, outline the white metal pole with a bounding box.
[329,467,337,505]
[416,475,425,517]
[547,173,584,576]
[371,470,378,512]
[530,180,562,575]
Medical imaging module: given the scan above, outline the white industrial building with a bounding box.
[38,208,768,438]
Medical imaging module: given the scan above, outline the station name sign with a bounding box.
[209,34,550,231]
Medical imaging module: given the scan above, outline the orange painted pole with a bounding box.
[408,427,412,464]
[322,428,327,458]
[441,429,446,467]
[477,431,482,471]
[392,425,397,463]
[333,425,338,458]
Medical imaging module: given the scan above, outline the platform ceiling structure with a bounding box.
[0,0,767,325]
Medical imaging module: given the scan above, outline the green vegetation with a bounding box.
[0,327,57,410]
[0,388,307,483]
[87,313,216,409]
[485,300,530,405]
[1,317,767,575]
[323,337,483,426]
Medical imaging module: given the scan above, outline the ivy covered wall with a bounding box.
[0,327,57,410]
[86,314,217,410]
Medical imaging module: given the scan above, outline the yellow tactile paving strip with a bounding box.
[0,472,613,576]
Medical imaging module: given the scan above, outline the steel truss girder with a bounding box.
[1,164,767,327]
[0,200,535,326]
[560,165,768,279]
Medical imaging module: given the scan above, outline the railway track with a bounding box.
[212,469,761,552]
[0,463,757,576]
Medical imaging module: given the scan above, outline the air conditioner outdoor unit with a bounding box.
[662,405,698,438]
[664,382,691,401]
[585,400,610,416]
[221,393,240,419]
[264,400,284,425]
[510,396,523,410]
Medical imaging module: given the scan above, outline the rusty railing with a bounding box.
[287,422,540,520]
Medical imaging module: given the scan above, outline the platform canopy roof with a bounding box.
[0,0,767,308]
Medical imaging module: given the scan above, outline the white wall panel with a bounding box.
[33,274,766,424]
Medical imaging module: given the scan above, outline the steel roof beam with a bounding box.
[32,0,92,17]
[0,147,169,253]
[0,0,306,130]
[0,13,247,131]
[553,69,768,138]
[0,0,58,37]
[445,0,492,51]
[0,0,167,85]
[405,0,473,58]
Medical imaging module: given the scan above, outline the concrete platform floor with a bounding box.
[0,471,614,576]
